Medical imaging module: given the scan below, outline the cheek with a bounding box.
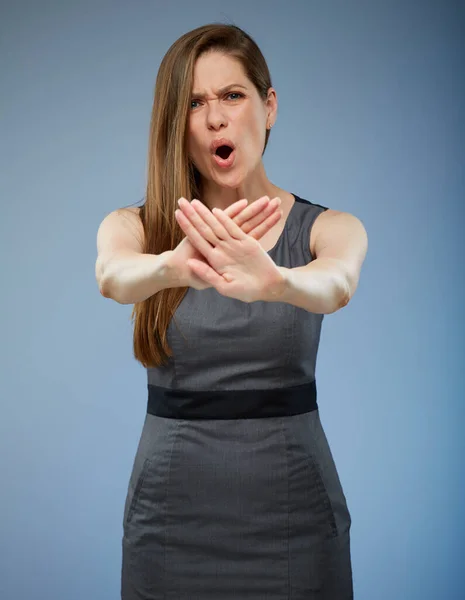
[187,130,201,161]
[244,118,266,154]
[187,131,208,173]
[245,108,265,138]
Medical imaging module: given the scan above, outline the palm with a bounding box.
[174,237,212,290]
[175,203,284,303]
[201,236,282,303]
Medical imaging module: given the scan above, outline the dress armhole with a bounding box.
[303,203,329,263]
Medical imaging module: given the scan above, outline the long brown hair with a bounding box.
[131,23,273,368]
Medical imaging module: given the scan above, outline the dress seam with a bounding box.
[281,418,291,599]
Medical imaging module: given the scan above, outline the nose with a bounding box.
[206,101,227,130]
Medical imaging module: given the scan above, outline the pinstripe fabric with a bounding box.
[121,195,353,599]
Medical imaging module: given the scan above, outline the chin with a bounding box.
[214,175,244,188]
[212,167,250,189]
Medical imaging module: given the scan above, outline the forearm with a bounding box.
[272,258,351,314]
[97,250,177,304]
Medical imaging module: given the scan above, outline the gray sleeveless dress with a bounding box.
[121,193,353,599]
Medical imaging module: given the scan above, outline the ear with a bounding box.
[266,87,278,125]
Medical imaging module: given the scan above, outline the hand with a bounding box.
[175,199,287,303]
[168,196,282,291]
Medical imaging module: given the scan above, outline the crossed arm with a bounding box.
[176,199,368,315]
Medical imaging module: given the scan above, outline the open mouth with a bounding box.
[215,145,234,160]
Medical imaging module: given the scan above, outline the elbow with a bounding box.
[98,278,112,299]
[98,278,129,304]
[97,273,113,299]
[340,276,352,308]
[96,257,110,298]
[328,272,352,314]
[96,263,112,299]
[97,270,126,304]
[96,256,125,303]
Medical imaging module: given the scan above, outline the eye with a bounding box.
[189,92,244,110]
[226,92,244,100]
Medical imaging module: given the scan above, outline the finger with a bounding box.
[187,258,225,288]
[223,197,277,220]
[175,209,215,257]
[211,207,247,240]
[204,196,271,228]
[231,196,271,228]
[224,199,249,218]
[178,198,227,244]
[190,199,232,241]
[239,197,282,234]
[248,210,283,240]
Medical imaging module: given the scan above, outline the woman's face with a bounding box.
[187,51,276,190]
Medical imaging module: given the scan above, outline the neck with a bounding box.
[199,162,281,210]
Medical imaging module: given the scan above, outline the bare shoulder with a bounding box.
[96,205,145,259]
[310,208,368,258]
[124,206,142,217]
[117,205,143,221]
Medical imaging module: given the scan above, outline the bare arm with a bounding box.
[95,208,176,305]
[96,197,282,305]
[272,210,368,314]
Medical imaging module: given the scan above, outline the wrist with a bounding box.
[160,250,183,287]
[263,266,291,302]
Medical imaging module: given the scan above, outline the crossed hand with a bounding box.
[172,196,287,303]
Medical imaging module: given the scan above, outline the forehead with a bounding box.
[191,51,249,94]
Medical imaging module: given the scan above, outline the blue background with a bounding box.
[1,1,464,598]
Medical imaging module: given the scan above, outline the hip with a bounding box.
[122,408,351,540]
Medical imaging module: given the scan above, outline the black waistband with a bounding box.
[147,380,318,420]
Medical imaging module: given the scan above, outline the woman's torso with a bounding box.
[145,192,329,393]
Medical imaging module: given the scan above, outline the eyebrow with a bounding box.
[191,83,248,99]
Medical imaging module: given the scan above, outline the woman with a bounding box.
[96,23,368,600]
